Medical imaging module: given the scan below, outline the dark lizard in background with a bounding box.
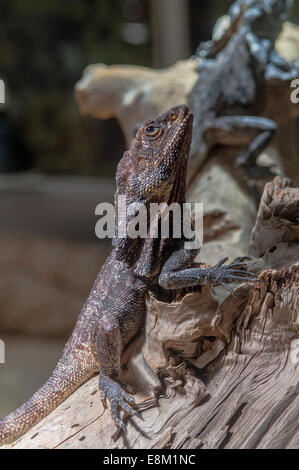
[0,105,258,445]
[188,0,298,197]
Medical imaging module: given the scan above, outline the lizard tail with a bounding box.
[0,346,99,446]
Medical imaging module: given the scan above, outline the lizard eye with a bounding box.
[143,123,163,140]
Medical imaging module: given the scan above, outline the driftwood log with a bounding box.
[4,4,299,450]
[4,177,298,449]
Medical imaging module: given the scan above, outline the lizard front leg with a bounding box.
[209,115,277,166]
[200,115,277,180]
[97,314,138,432]
[208,115,278,202]
[159,247,259,294]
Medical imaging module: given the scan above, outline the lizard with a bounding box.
[187,0,298,196]
[0,104,259,445]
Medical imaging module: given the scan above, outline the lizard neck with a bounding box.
[112,200,186,279]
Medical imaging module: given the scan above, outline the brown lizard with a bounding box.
[0,104,258,445]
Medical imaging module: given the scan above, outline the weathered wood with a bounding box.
[3,5,299,450]
[4,177,299,449]
[249,176,299,267]
[75,59,197,145]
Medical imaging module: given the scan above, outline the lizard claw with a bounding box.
[122,390,136,406]
[112,414,127,433]
[206,259,260,287]
[99,374,139,432]
[215,256,229,268]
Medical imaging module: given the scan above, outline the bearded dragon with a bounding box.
[0,105,258,445]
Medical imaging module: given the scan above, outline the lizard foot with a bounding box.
[205,257,260,295]
[99,374,140,432]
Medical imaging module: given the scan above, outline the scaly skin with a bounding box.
[187,0,297,193]
[0,105,258,444]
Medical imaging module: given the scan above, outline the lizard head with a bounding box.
[113,104,193,273]
[116,104,193,205]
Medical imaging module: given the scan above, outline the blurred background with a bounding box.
[0,0,298,417]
